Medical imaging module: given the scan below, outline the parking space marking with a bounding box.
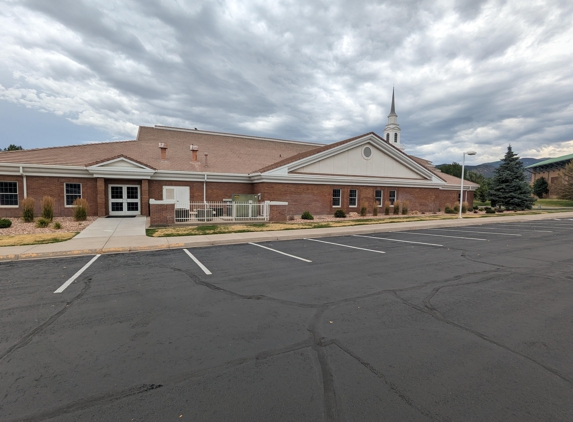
[305,238,385,253]
[54,255,101,293]
[461,226,553,233]
[183,249,212,275]
[353,234,443,247]
[429,228,521,236]
[249,242,312,263]
[392,231,487,241]
[501,223,573,229]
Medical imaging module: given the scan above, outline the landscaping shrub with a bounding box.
[288,215,295,221]
[22,197,35,222]
[372,206,378,216]
[462,201,469,214]
[496,208,504,213]
[35,217,50,228]
[301,211,314,220]
[41,196,54,221]
[0,218,12,228]
[453,202,460,212]
[393,200,401,215]
[53,221,62,229]
[485,208,496,214]
[73,198,89,221]
[360,206,367,216]
[473,210,478,213]
[401,201,409,215]
[334,209,346,218]
[384,201,391,215]
[473,205,479,210]
[445,207,456,214]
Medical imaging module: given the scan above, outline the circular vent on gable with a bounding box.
[362,146,372,159]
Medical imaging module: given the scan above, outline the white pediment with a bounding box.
[294,142,424,179]
[87,157,155,179]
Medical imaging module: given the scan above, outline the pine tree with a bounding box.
[488,145,535,210]
[554,161,573,200]
[532,177,549,198]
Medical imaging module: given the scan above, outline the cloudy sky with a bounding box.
[1,0,573,164]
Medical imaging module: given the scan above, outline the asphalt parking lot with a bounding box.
[1,218,573,421]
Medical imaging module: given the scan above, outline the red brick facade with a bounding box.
[149,202,175,225]
[2,173,474,221]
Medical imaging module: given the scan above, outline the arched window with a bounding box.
[386,133,389,142]
[394,133,398,143]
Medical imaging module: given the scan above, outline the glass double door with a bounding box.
[109,185,140,216]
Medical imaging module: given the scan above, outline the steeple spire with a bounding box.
[383,87,403,150]
[389,87,396,116]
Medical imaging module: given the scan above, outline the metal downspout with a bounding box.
[20,166,27,198]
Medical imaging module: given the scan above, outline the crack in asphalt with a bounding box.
[393,279,573,387]
[0,278,92,363]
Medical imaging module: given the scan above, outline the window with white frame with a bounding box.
[65,183,82,206]
[375,190,383,206]
[349,189,357,207]
[332,189,341,207]
[0,181,18,206]
[389,190,397,205]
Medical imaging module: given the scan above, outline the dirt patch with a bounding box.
[0,233,77,247]
[0,217,98,236]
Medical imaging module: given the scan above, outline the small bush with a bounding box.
[473,206,479,210]
[334,209,346,218]
[384,201,391,215]
[53,221,62,229]
[453,201,460,212]
[360,206,367,216]
[401,200,409,215]
[445,207,456,214]
[0,218,12,228]
[462,201,469,214]
[41,196,54,221]
[288,215,295,221]
[485,208,496,214]
[35,217,50,228]
[372,207,378,216]
[301,211,314,220]
[496,208,504,213]
[444,203,452,211]
[393,200,401,215]
[21,197,35,222]
[73,198,89,221]
[473,210,478,214]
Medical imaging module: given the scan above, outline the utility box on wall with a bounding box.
[232,194,259,218]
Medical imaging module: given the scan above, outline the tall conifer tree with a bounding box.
[488,145,535,210]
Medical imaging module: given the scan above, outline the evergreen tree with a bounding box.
[554,162,573,200]
[532,177,549,198]
[488,145,535,210]
[3,144,23,151]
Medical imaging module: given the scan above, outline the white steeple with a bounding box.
[383,88,403,150]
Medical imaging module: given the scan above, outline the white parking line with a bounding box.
[249,242,312,262]
[392,232,487,241]
[429,228,521,236]
[305,238,385,253]
[54,255,101,293]
[184,249,212,275]
[353,234,443,247]
[462,226,553,233]
[501,223,573,229]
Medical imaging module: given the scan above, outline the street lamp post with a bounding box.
[459,151,477,219]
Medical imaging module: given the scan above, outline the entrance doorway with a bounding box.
[109,185,140,216]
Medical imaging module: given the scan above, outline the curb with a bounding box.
[2,211,573,261]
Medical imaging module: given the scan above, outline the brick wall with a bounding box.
[148,180,254,201]
[149,202,175,226]
[269,204,288,222]
[256,183,474,217]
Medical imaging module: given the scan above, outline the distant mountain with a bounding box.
[436,158,548,179]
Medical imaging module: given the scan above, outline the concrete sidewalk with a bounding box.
[2,211,573,261]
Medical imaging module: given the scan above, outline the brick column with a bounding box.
[97,178,106,216]
[141,179,149,216]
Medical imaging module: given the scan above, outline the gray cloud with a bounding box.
[0,0,572,164]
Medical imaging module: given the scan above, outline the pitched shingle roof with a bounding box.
[0,126,321,174]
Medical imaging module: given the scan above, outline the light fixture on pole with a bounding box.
[459,151,477,219]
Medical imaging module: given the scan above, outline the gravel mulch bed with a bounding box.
[287,211,444,224]
[0,217,98,236]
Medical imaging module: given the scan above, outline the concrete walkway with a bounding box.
[2,211,573,261]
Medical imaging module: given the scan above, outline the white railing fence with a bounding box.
[175,201,270,223]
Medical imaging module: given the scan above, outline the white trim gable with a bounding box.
[262,134,443,183]
[87,157,156,179]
